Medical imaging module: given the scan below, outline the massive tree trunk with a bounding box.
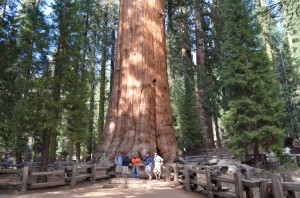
[94,0,179,165]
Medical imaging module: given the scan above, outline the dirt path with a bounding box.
[0,180,206,198]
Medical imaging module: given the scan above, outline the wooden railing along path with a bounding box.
[165,163,300,198]
[1,159,300,197]
[0,162,113,192]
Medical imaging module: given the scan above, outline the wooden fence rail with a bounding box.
[165,163,300,198]
[0,163,113,192]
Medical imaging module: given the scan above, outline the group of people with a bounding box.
[114,152,164,180]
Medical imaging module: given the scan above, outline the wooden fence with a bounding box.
[165,163,300,198]
[1,161,300,197]
[0,163,113,192]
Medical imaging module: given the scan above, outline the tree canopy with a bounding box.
[1,0,300,164]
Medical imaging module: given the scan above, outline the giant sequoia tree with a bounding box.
[94,0,179,165]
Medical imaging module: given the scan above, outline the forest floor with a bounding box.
[0,178,205,198]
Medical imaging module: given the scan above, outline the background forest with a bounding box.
[0,0,300,164]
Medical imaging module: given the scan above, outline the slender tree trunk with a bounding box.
[49,134,57,162]
[15,0,37,164]
[110,28,116,95]
[1,0,7,19]
[15,133,25,164]
[49,47,62,162]
[257,0,274,63]
[214,115,222,148]
[98,4,108,144]
[283,9,296,65]
[94,0,178,165]
[49,1,68,162]
[194,1,205,66]
[109,2,117,95]
[68,138,74,161]
[87,79,95,161]
[205,119,215,149]
[36,128,50,183]
[194,0,215,149]
[253,144,260,166]
[286,30,294,60]
[167,0,174,34]
[85,0,94,162]
[75,142,80,162]
[87,41,96,160]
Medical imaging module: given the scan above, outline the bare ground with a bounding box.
[0,179,206,198]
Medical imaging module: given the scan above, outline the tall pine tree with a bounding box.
[220,0,285,164]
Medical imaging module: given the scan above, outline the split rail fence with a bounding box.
[0,162,113,192]
[1,160,300,197]
[165,163,300,198]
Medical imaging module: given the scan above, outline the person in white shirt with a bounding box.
[153,153,163,180]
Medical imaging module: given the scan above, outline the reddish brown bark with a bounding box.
[93,0,179,165]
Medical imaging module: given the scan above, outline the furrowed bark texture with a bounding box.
[94,0,179,165]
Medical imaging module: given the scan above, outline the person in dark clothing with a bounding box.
[144,153,153,180]
[122,153,131,178]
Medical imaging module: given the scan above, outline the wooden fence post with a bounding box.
[259,180,271,198]
[70,164,77,188]
[166,163,170,182]
[245,172,254,198]
[184,165,191,191]
[186,156,190,163]
[206,168,213,198]
[281,173,296,198]
[293,155,298,166]
[234,172,243,198]
[91,164,96,184]
[21,166,29,192]
[174,163,178,186]
[271,174,284,198]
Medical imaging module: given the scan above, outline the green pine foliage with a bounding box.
[180,79,203,150]
[167,0,204,151]
[220,0,285,156]
[0,1,19,154]
[271,30,300,138]
[257,0,300,139]
[11,0,52,163]
[51,0,90,160]
[1,0,299,163]
[281,0,300,138]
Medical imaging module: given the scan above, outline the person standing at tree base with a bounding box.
[144,153,153,180]
[122,153,130,178]
[153,153,163,180]
[114,152,122,178]
[131,153,139,178]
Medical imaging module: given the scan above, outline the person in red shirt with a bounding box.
[131,153,139,178]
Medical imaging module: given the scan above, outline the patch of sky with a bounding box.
[40,0,54,16]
